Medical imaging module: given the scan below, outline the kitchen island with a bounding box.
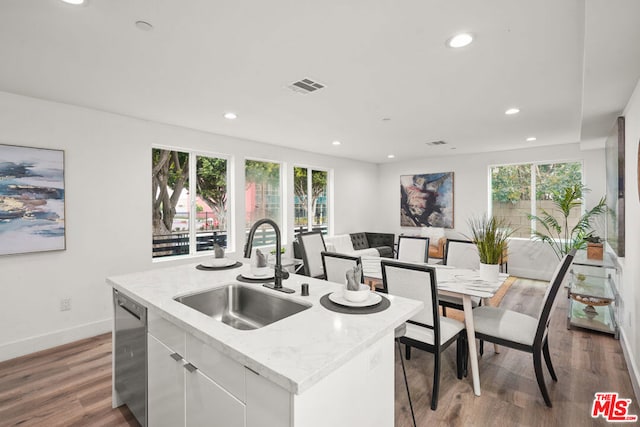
[108,261,422,427]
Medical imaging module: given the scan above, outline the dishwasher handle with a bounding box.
[114,290,146,322]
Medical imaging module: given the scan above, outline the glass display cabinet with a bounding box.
[567,251,619,338]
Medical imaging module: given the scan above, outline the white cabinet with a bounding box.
[148,334,185,427]
[147,313,246,427]
[186,368,244,427]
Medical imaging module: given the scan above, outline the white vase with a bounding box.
[479,263,499,282]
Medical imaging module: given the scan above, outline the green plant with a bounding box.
[528,184,606,260]
[468,215,514,265]
[270,247,286,255]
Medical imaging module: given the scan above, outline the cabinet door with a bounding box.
[148,334,185,427]
[186,368,245,427]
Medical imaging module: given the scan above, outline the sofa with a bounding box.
[324,232,394,258]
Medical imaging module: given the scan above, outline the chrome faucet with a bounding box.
[244,218,294,293]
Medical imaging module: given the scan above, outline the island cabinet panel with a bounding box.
[291,332,394,427]
[186,334,246,402]
[147,316,247,427]
[245,368,292,427]
[148,334,185,427]
[148,311,185,356]
[186,369,245,427]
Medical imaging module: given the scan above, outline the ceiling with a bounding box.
[1,0,640,163]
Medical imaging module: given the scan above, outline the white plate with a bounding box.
[200,258,237,268]
[329,292,382,308]
[241,272,275,280]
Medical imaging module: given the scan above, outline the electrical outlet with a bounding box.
[60,298,71,312]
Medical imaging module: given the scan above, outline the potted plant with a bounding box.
[585,234,604,260]
[528,184,606,260]
[468,215,513,282]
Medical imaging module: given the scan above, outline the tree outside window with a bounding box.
[245,160,281,246]
[152,148,229,258]
[294,166,328,235]
[491,162,582,238]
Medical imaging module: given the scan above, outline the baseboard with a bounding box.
[620,327,640,402]
[0,318,112,363]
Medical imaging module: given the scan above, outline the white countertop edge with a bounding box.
[107,266,423,395]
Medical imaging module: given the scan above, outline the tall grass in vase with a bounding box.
[468,215,513,282]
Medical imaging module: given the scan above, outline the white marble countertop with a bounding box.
[107,261,422,395]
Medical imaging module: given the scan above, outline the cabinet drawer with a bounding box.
[148,311,186,356]
[186,334,246,403]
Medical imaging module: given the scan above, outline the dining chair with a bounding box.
[440,239,482,316]
[321,252,362,284]
[297,231,327,278]
[381,260,467,410]
[397,235,430,263]
[472,249,576,407]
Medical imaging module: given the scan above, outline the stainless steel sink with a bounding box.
[174,284,311,330]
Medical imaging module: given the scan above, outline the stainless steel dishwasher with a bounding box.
[114,289,147,427]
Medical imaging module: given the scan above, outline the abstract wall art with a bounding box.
[400,172,454,228]
[0,144,65,256]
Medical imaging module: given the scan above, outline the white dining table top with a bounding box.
[361,256,509,298]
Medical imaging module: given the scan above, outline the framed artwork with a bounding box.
[0,144,66,256]
[605,117,625,257]
[400,172,454,228]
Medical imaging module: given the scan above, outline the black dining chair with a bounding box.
[471,249,575,407]
[321,252,362,284]
[381,260,467,410]
[397,235,430,263]
[440,239,482,316]
[297,231,327,279]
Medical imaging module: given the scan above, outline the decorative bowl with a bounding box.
[251,266,271,277]
[343,284,370,303]
[210,258,229,267]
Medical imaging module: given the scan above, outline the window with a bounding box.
[245,159,282,246]
[152,148,229,258]
[294,166,329,235]
[490,162,582,238]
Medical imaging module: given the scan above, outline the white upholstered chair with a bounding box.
[472,250,575,407]
[321,252,362,284]
[297,231,327,278]
[434,239,482,318]
[397,235,430,263]
[381,260,467,410]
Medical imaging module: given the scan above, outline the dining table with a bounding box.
[361,256,510,397]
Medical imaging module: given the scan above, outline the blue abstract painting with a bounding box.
[0,144,65,255]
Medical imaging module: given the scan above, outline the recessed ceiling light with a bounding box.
[505,108,520,115]
[526,137,537,142]
[135,20,154,31]
[223,112,237,120]
[387,154,395,159]
[61,0,85,4]
[332,141,341,146]
[447,33,473,48]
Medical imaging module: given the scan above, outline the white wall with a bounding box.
[619,77,640,400]
[0,91,379,361]
[376,143,607,280]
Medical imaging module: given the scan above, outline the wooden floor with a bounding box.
[394,278,639,427]
[0,278,637,426]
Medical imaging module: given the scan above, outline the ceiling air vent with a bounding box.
[287,78,326,94]
[425,140,447,146]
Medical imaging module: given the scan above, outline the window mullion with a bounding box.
[189,152,197,255]
[307,168,313,231]
[530,165,536,235]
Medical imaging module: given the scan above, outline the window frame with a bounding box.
[152,145,234,261]
[293,164,331,236]
[488,159,585,237]
[244,157,285,247]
